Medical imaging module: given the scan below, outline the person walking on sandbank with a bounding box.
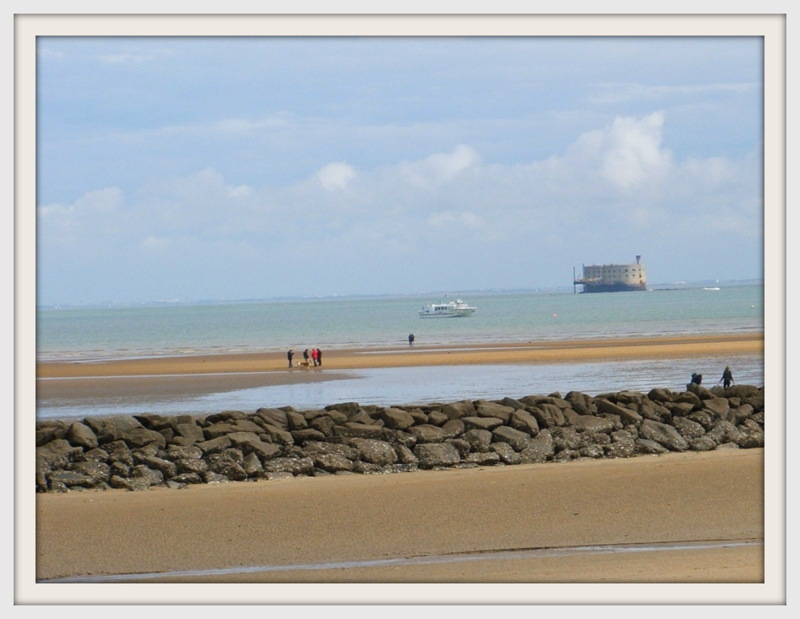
[287,349,294,368]
[317,348,323,366]
[719,366,734,388]
[408,333,415,346]
[311,347,319,366]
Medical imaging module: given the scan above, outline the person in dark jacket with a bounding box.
[287,349,294,368]
[690,372,703,385]
[719,366,734,388]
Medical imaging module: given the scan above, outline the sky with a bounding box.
[35,35,764,306]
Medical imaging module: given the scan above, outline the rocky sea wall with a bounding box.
[35,383,764,493]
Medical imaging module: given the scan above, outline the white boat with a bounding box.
[418,298,476,318]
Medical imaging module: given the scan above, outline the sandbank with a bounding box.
[37,333,763,401]
[34,449,764,600]
[38,333,763,378]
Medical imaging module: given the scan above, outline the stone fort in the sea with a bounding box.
[573,255,647,293]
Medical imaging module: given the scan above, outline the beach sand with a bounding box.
[35,449,764,600]
[32,332,769,602]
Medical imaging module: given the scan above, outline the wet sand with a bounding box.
[37,333,763,401]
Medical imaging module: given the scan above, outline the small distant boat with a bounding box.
[703,287,721,291]
[419,298,476,318]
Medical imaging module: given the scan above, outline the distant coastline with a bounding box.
[36,279,765,311]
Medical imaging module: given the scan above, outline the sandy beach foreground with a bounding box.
[34,448,765,601]
[31,332,773,603]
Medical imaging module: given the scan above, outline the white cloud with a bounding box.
[565,112,672,190]
[37,187,124,242]
[36,112,761,302]
[317,162,356,191]
[398,144,481,189]
[228,185,253,199]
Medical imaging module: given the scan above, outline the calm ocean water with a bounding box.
[36,285,765,420]
[38,285,763,362]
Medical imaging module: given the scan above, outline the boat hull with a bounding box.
[418,308,476,318]
[418,299,476,318]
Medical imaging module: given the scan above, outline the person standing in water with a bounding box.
[408,333,415,346]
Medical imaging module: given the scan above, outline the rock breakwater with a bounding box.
[36,384,764,493]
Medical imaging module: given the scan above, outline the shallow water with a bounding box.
[36,354,763,421]
[41,539,761,583]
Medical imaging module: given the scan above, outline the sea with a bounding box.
[36,284,766,420]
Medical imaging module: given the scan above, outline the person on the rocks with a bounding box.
[719,366,734,388]
[690,372,703,385]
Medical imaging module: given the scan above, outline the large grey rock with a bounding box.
[462,416,504,432]
[441,400,476,420]
[464,451,501,466]
[410,424,447,443]
[69,460,110,485]
[176,458,209,475]
[37,439,84,469]
[380,408,416,430]
[255,408,290,430]
[441,419,466,439]
[84,416,144,444]
[464,429,493,452]
[475,400,515,422]
[573,415,615,434]
[595,399,643,425]
[264,457,315,476]
[491,442,522,464]
[414,443,461,468]
[335,422,385,439]
[703,397,732,417]
[120,427,167,449]
[174,422,205,443]
[349,438,398,465]
[508,410,540,436]
[312,453,355,473]
[492,426,532,451]
[67,422,98,450]
[672,417,707,440]
[528,403,566,428]
[639,420,689,451]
